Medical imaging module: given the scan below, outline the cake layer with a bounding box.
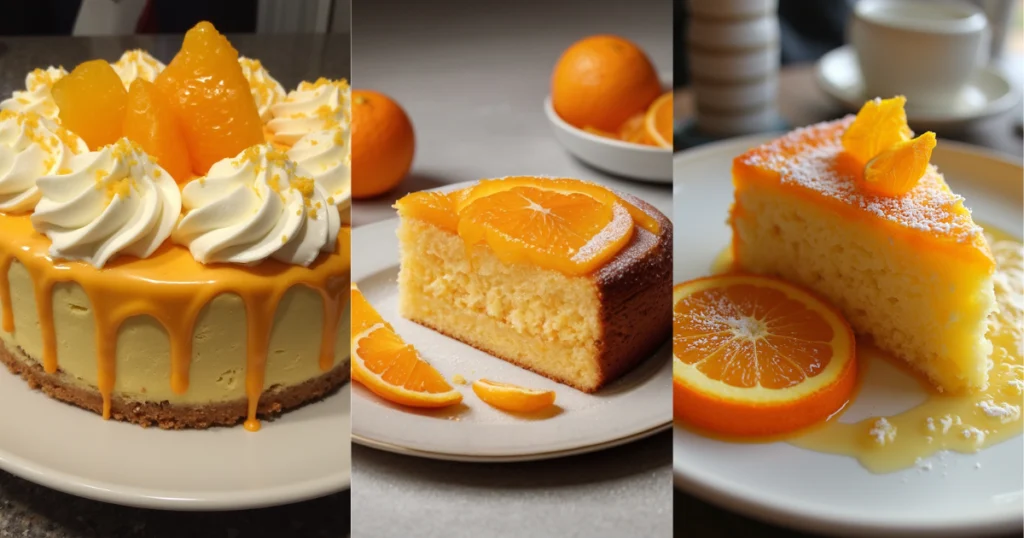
[0,341,349,429]
[732,180,996,393]
[397,193,671,393]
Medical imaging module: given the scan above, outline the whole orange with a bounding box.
[352,90,415,199]
[551,35,661,132]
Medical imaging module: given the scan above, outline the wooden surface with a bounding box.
[0,34,350,538]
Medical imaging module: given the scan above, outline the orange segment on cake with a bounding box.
[730,99,996,394]
[395,176,671,393]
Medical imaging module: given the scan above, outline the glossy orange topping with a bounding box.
[0,213,350,431]
[733,116,993,268]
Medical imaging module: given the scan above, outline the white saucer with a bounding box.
[672,135,1023,536]
[816,45,1020,130]
[351,181,672,462]
[0,377,351,510]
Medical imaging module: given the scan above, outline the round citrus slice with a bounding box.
[351,284,463,408]
[455,176,660,234]
[673,275,857,437]
[644,91,673,149]
[841,96,913,164]
[472,379,556,413]
[457,185,634,276]
[862,131,937,197]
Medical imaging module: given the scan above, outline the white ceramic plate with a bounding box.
[672,134,1024,536]
[544,76,673,184]
[816,45,1020,132]
[351,181,672,461]
[0,375,351,510]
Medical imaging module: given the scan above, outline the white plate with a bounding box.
[351,181,672,461]
[544,76,673,184]
[672,135,1024,536]
[816,45,1020,131]
[0,374,351,510]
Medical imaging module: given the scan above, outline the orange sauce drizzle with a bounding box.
[0,213,351,430]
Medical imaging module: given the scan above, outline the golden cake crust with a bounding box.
[588,192,673,389]
[0,341,349,429]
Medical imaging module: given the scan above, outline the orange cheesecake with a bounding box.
[0,22,352,430]
[731,113,996,394]
[395,177,671,393]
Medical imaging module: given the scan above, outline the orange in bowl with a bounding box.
[551,35,661,133]
[673,275,857,437]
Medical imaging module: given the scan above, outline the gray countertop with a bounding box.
[350,1,674,537]
[0,33,350,538]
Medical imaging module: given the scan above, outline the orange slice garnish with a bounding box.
[457,185,634,276]
[841,96,913,164]
[393,191,460,233]
[472,379,556,413]
[862,131,937,197]
[456,176,660,235]
[644,91,673,149]
[351,285,463,408]
[673,275,857,437]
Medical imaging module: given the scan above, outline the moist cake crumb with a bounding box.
[452,374,467,385]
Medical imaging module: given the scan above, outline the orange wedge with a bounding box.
[472,379,556,413]
[351,284,463,408]
[123,79,192,183]
[862,132,937,197]
[618,111,650,145]
[673,275,857,437]
[841,96,913,164]
[644,91,673,149]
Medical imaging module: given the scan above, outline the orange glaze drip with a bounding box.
[0,213,351,427]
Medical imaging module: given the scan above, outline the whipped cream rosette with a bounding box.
[268,78,350,146]
[111,49,165,87]
[173,143,340,266]
[0,111,88,213]
[0,66,68,120]
[287,129,350,212]
[239,57,286,123]
[30,138,181,268]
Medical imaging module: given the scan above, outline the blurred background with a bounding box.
[0,0,349,35]
[673,0,1024,156]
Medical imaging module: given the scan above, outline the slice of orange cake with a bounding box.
[730,100,996,394]
[394,177,671,393]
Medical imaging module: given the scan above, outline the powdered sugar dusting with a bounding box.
[739,116,985,244]
[572,202,632,263]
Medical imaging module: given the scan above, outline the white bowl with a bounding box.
[544,96,672,183]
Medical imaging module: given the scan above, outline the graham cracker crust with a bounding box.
[0,341,349,430]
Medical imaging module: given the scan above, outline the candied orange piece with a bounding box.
[155,21,263,175]
[123,79,192,183]
[841,96,913,164]
[51,60,127,149]
[862,132,937,197]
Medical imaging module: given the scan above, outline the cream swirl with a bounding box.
[0,66,68,120]
[173,144,340,266]
[287,129,350,211]
[239,57,286,123]
[111,50,165,87]
[0,110,87,213]
[268,78,350,146]
[30,138,181,268]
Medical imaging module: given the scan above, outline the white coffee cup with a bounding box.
[850,0,989,109]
